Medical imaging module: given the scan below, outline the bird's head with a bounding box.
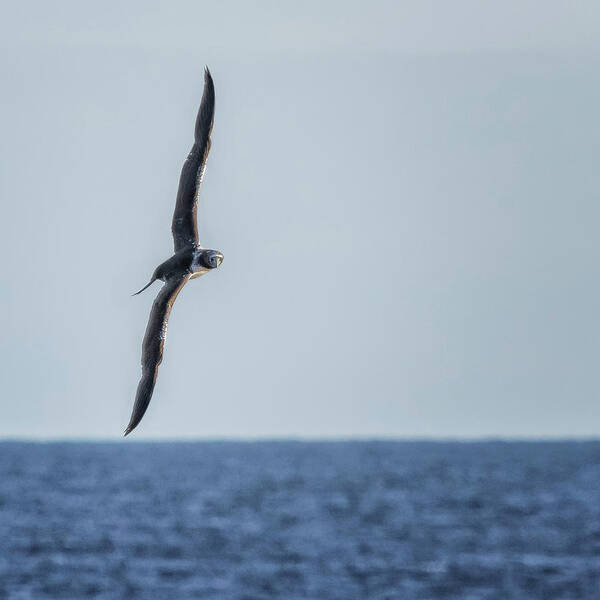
[201,249,224,270]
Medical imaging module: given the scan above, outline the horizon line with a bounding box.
[1,434,599,444]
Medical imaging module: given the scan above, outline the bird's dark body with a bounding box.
[154,248,193,281]
[125,68,223,436]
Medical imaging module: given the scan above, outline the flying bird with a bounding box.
[125,68,223,436]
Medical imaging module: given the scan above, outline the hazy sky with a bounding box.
[1,1,599,439]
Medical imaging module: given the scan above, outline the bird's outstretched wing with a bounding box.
[125,274,191,436]
[171,68,215,252]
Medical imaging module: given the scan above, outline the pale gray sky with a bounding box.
[1,1,599,439]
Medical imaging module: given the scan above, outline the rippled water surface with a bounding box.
[1,441,599,598]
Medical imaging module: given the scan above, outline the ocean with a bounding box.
[0,441,599,599]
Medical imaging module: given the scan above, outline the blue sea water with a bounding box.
[0,441,599,599]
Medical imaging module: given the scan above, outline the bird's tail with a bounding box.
[132,276,157,296]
